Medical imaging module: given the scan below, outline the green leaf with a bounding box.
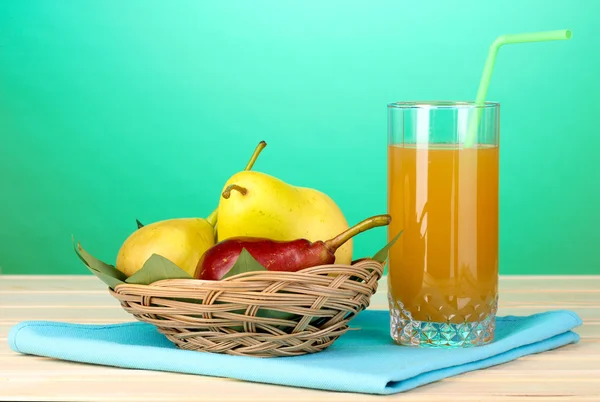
[85,265,125,290]
[373,230,403,263]
[257,309,297,321]
[221,248,267,280]
[136,219,144,229]
[72,237,127,281]
[125,254,193,285]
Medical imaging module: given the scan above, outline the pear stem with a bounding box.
[324,214,392,252]
[205,141,266,226]
[222,184,248,199]
[243,140,267,170]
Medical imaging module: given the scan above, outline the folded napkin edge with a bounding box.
[499,309,583,328]
[8,309,583,355]
[8,320,148,354]
[558,310,583,327]
[382,329,580,394]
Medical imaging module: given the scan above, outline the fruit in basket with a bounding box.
[195,214,391,280]
[215,171,353,265]
[115,141,267,278]
[116,218,215,277]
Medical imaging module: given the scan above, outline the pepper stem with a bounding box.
[324,214,392,252]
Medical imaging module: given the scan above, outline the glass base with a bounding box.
[389,295,497,348]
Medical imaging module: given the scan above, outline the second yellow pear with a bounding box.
[216,171,353,265]
[116,218,215,277]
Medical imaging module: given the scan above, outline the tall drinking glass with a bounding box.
[387,101,500,348]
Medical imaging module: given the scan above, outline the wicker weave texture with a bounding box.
[109,259,384,357]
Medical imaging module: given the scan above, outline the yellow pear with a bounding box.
[115,141,267,277]
[116,218,215,277]
[216,171,353,265]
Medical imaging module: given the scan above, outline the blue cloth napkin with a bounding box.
[8,309,581,395]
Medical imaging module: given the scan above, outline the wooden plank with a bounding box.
[0,276,106,292]
[1,275,599,401]
[1,353,599,398]
[3,275,598,280]
[0,293,117,307]
[1,309,598,328]
[3,289,600,307]
[0,307,135,321]
[1,372,598,401]
[2,331,599,354]
[2,275,600,292]
[2,341,599,370]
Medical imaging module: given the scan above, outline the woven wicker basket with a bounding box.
[108,259,384,357]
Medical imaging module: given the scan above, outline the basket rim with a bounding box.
[111,258,385,291]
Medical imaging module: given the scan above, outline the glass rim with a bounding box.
[387,100,500,109]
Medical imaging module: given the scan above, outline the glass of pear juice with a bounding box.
[386,101,499,348]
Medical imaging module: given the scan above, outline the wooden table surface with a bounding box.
[1,275,599,401]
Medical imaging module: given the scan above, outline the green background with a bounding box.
[0,0,598,275]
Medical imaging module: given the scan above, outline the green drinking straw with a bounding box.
[464,29,572,148]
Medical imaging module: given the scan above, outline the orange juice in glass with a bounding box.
[387,101,499,348]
